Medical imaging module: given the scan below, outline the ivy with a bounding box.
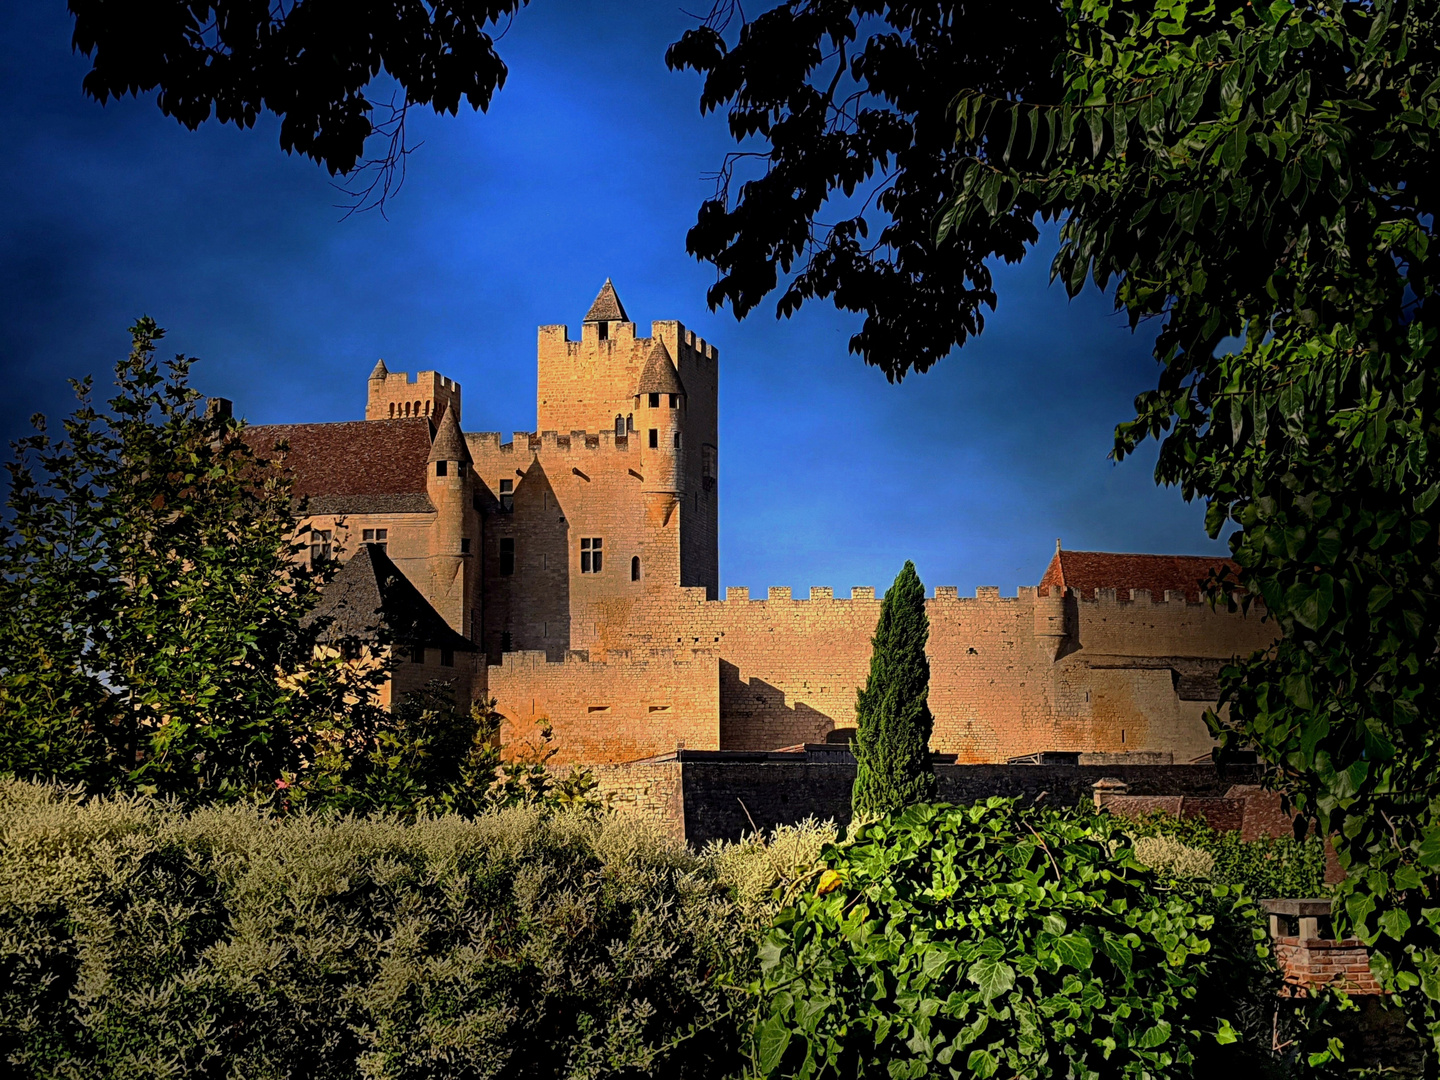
[751,799,1286,1080]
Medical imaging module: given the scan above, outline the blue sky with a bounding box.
[0,2,1229,596]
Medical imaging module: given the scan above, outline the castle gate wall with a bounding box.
[488,649,720,766]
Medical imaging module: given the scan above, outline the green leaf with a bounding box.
[757,1014,793,1075]
[967,1048,1000,1078]
[967,957,1016,1003]
[1052,933,1094,971]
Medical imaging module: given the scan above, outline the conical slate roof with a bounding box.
[428,400,472,464]
[369,358,389,380]
[583,279,629,323]
[302,543,475,652]
[634,338,686,397]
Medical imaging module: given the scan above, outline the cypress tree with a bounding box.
[851,561,936,817]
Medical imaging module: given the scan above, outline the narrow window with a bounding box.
[499,537,515,576]
[648,429,658,448]
[649,392,660,408]
[631,555,640,581]
[702,445,716,491]
[626,413,633,431]
[425,400,432,415]
[580,537,603,574]
[500,631,512,652]
[615,415,624,437]
[404,401,411,417]
[436,460,449,477]
[388,403,395,418]
[411,646,426,664]
[669,394,678,408]
[414,400,421,416]
[499,477,513,511]
[310,529,332,566]
[461,538,471,555]
[440,648,454,668]
[472,491,482,511]
[597,321,609,340]
[673,431,681,449]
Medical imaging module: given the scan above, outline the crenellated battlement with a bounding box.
[681,582,1257,611]
[467,429,638,455]
[365,365,461,422]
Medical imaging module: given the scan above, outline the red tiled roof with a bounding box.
[244,418,434,498]
[1038,549,1238,603]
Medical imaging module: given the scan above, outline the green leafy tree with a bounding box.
[0,318,374,801]
[68,1,529,207]
[676,0,1440,1048]
[753,800,1289,1080]
[852,560,935,816]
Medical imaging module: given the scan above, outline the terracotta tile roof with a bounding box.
[1038,549,1238,603]
[244,418,434,502]
[303,544,475,651]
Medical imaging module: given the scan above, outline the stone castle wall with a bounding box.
[548,583,1275,763]
[488,648,720,765]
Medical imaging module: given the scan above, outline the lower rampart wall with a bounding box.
[667,760,1262,848]
[488,649,720,765]
[570,584,1276,764]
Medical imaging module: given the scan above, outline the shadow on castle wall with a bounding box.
[719,661,840,751]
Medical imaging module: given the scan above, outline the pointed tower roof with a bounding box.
[635,338,687,397]
[369,357,388,380]
[428,401,472,464]
[583,278,629,323]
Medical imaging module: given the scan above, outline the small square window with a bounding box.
[436,460,448,477]
[440,648,455,668]
[580,537,603,574]
[648,392,660,408]
[411,646,426,664]
[499,537,514,576]
[649,429,658,448]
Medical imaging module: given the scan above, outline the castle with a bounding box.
[246,282,1274,766]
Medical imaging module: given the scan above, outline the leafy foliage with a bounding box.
[752,799,1283,1080]
[929,0,1440,1047]
[68,1,528,205]
[851,560,936,816]
[0,778,749,1080]
[1127,811,1329,900]
[666,1,1064,380]
[0,318,373,802]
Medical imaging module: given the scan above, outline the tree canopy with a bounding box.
[676,0,1440,1048]
[68,1,528,205]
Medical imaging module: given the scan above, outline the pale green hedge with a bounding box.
[0,779,756,1080]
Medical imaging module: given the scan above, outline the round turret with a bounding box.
[634,339,686,495]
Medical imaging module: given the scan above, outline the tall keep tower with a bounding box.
[533,280,719,598]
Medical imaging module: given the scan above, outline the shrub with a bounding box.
[1125,813,1329,899]
[1132,835,1216,881]
[0,779,750,1080]
[752,799,1281,1080]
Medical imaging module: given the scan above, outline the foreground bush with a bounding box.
[753,799,1282,1080]
[0,779,749,1080]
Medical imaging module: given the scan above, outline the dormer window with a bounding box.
[649,393,660,408]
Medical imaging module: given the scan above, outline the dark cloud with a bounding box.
[0,1,1229,597]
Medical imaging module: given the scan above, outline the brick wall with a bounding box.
[488,649,720,765]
